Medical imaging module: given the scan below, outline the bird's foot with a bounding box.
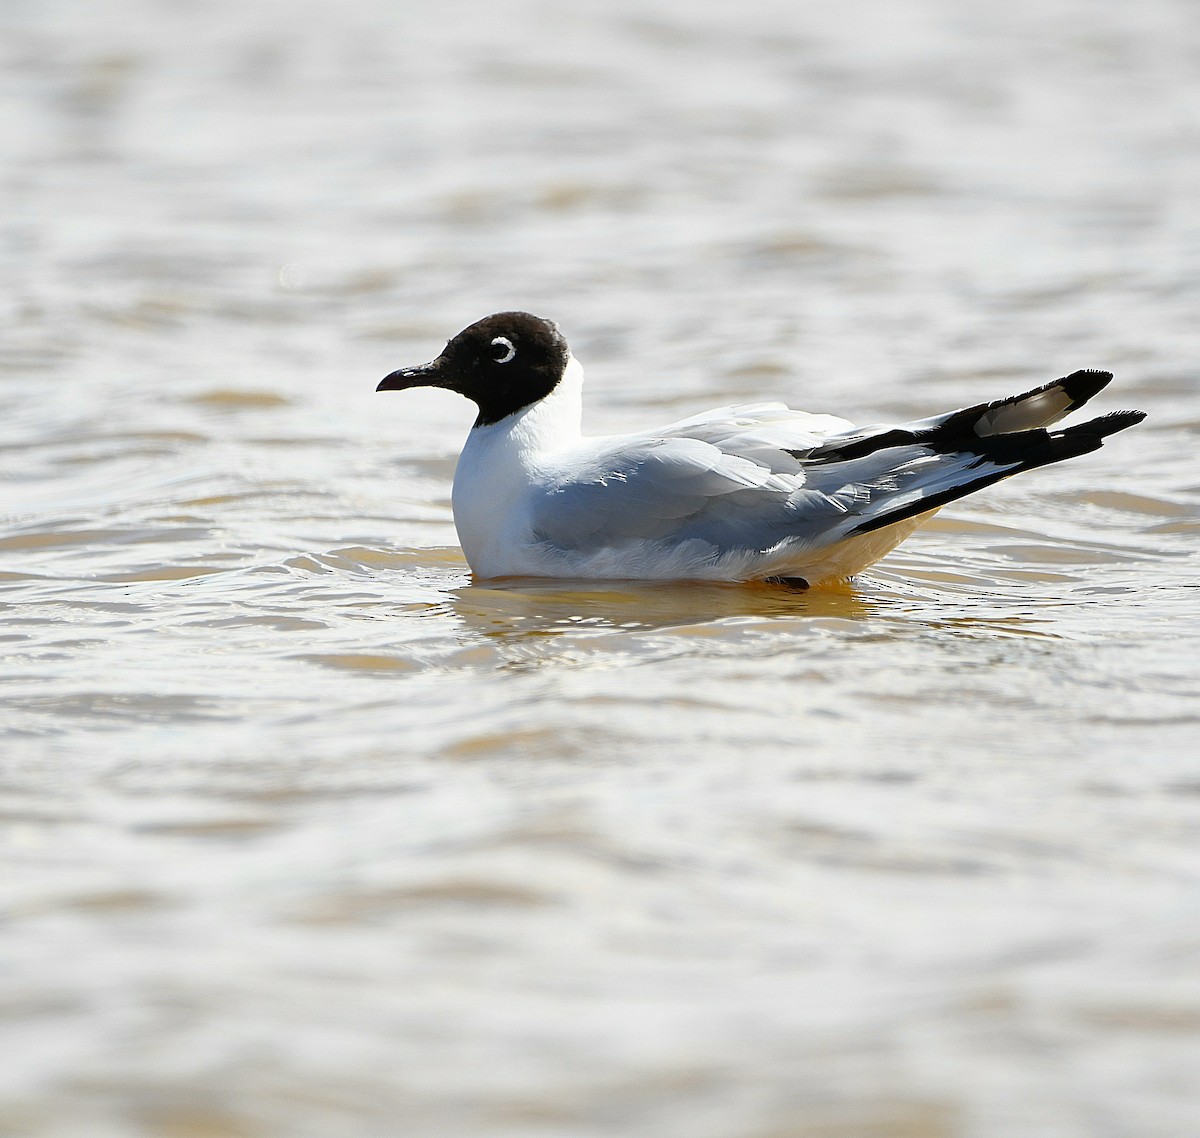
[763,575,810,590]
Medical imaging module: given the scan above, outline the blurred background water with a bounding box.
[2,0,1200,1135]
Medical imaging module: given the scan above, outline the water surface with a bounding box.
[3,1,1200,1135]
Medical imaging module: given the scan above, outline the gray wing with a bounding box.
[654,402,854,469]
[531,372,1142,559]
[531,434,861,553]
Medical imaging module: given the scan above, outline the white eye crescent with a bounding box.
[490,336,516,364]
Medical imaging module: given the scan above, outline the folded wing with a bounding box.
[529,373,1145,561]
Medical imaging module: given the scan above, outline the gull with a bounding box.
[377,312,1144,586]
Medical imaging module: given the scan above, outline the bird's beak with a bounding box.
[377,359,447,392]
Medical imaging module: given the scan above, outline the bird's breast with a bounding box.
[451,425,546,577]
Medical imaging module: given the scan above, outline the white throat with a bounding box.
[492,353,585,456]
[450,354,586,575]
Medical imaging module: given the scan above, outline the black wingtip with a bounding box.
[1062,408,1146,440]
[1050,369,1114,417]
[1060,369,1114,404]
[844,406,1145,538]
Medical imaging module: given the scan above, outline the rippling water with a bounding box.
[3,0,1200,1135]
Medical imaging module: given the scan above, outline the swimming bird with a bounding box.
[377,312,1145,586]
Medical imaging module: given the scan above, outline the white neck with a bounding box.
[488,353,585,455]
[450,355,585,575]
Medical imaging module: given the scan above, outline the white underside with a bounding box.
[461,510,930,583]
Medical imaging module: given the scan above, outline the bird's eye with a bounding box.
[490,336,516,364]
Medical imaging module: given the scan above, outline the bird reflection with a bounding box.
[447,575,881,640]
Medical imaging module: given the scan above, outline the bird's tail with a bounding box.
[844,406,1146,536]
[792,370,1146,538]
[796,369,1119,464]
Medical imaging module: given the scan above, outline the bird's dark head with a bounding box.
[377,312,570,427]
